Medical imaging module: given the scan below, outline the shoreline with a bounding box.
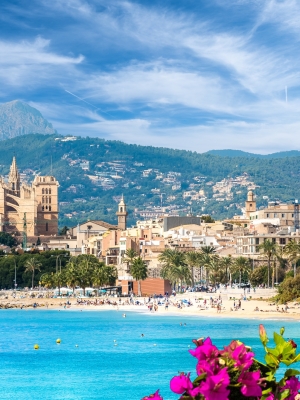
[1,298,300,321]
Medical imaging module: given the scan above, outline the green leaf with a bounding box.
[193,373,206,384]
[274,332,285,346]
[265,353,279,367]
[277,389,290,400]
[284,368,300,377]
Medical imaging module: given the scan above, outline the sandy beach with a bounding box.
[1,290,299,321]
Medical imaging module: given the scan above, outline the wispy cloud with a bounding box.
[1,0,300,153]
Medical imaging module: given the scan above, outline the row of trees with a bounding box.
[40,255,117,295]
[156,239,300,289]
[158,247,253,289]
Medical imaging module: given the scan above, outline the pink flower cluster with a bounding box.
[169,337,261,400]
[142,326,300,400]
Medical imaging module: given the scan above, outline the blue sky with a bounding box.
[1,0,300,153]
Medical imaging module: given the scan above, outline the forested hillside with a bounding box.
[0,134,299,228]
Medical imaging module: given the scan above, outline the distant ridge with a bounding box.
[0,100,56,140]
[206,149,300,159]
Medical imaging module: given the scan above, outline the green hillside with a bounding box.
[0,134,299,228]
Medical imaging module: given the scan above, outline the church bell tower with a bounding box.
[8,156,20,195]
[116,195,128,230]
[245,190,256,218]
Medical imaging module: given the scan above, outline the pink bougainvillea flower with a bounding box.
[265,394,275,400]
[238,371,262,397]
[189,337,219,364]
[232,344,254,370]
[283,376,300,400]
[198,367,230,400]
[196,359,221,376]
[221,340,240,357]
[170,373,193,395]
[141,389,163,400]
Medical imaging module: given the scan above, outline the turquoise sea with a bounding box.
[0,310,299,400]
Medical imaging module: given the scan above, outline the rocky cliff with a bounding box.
[0,100,56,139]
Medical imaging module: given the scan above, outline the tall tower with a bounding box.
[245,191,256,218]
[8,156,20,194]
[116,195,128,230]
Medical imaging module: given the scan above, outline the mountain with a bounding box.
[0,134,300,228]
[0,100,56,140]
[206,149,300,159]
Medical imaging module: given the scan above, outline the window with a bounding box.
[250,203,252,208]
[145,249,148,253]
[42,196,45,204]
[120,207,123,212]
[282,214,285,218]
[280,238,286,245]
[274,213,277,217]
[255,238,259,245]
[46,196,48,203]
[49,188,51,195]
[266,213,269,218]
[49,206,51,211]
[42,189,44,194]
[46,222,48,232]
[272,238,276,244]
[45,188,48,194]
[292,214,294,218]
[42,206,44,211]
[49,197,51,204]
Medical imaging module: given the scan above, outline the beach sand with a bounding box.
[1,290,299,321]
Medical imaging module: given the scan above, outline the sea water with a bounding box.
[0,310,299,400]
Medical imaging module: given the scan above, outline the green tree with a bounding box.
[24,257,42,289]
[259,239,277,288]
[0,232,17,247]
[277,274,300,303]
[233,256,251,286]
[220,255,233,286]
[159,249,188,290]
[130,257,148,296]
[122,249,138,272]
[59,226,69,235]
[284,239,300,278]
[185,251,199,286]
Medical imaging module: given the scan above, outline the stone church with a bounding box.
[0,157,59,237]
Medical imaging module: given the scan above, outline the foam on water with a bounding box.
[0,310,299,400]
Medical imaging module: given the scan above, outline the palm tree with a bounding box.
[233,256,251,286]
[220,255,233,286]
[207,258,223,286]
[200,246,216,255]
[159,249,187,290]
[40,273,54,289]
[24,257,42,289]
[65,257,79,292]
[198,250,218,284]
[259,239,277,288]
[185,251,199,286]
[284,239,300,278]
[130,257,148,296]
[92,263,114,290]
[76,255,96,295]
[122,249,138,272]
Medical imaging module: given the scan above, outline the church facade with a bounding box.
[0,157,59,237]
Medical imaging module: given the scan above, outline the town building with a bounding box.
[0,157,59,237]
